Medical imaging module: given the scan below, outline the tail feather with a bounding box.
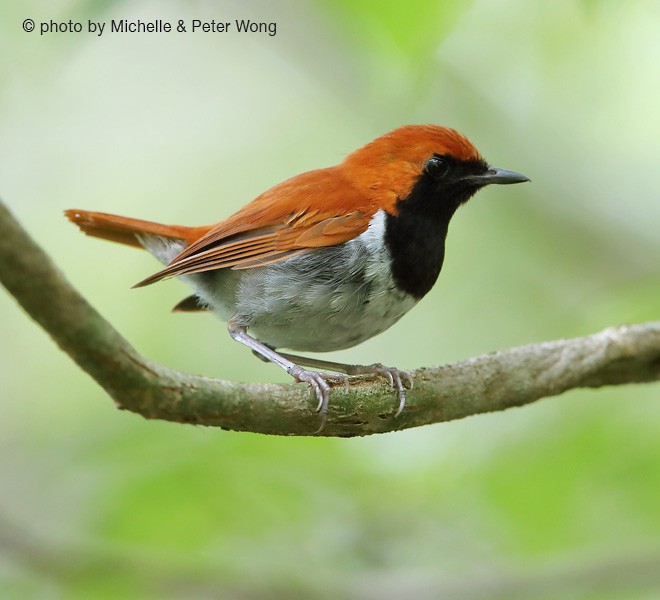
[64,209,211,249]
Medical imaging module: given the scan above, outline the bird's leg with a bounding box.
[277,352,413,417]
[227,320,349,423]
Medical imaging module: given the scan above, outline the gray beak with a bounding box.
[467,167,530,185]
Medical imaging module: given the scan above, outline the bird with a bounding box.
[65,124,529,425]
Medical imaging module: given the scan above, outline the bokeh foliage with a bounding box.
[1,0,659,598]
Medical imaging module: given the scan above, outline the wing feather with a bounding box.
[134,167,376,287]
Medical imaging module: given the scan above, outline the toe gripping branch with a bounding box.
[227,321,413,431]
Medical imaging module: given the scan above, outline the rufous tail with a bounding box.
[64,209,211,249]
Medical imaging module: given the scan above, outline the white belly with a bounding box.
[141,210,417,352]
[235,253,415,352]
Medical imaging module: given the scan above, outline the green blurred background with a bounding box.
[1,1,659,598]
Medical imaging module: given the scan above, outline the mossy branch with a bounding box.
[1,200,658,437]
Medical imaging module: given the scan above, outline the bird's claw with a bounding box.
[291,364,412,432]
[367,364,413,416]
[290,368,351,431]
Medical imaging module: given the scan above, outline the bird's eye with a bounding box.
[425,156,449,178]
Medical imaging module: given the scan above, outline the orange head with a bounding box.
[339,125,485,209]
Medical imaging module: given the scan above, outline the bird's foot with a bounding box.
[288,366,350,430]
[230,324,410,431]
[374,365,413,417]
[292,363,413,420]
[346,363,413,416]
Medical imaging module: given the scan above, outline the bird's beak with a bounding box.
[467,167,530,185]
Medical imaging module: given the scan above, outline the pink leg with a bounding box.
[227,321,349,426]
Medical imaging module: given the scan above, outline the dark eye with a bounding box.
[425,156,449,178]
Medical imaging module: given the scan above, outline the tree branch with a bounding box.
[1,199,658,436]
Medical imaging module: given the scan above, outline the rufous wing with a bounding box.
[134,167,377,287]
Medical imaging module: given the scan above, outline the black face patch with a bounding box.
[384,155,490,299]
